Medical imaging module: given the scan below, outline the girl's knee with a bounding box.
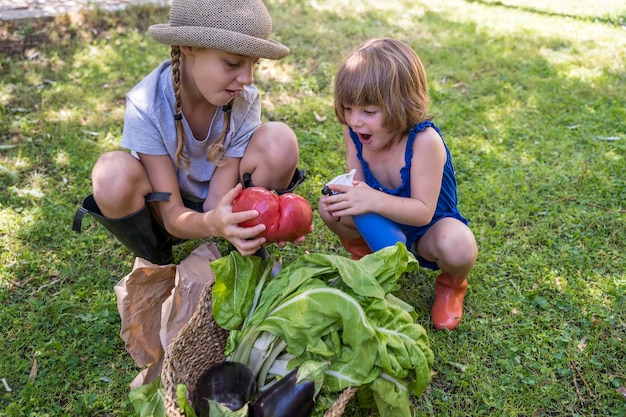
[419,220,477,272]
[446,227,477,264]
[252,122,299,161]
[262,121,297,142]
[446,233,477,273]
[92,151,135,182]
[92,151,149,203]
[242,123,299,189]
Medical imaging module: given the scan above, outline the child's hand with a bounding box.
[321,180,375,219]
[213,184,267,255]
[273,224,315,248]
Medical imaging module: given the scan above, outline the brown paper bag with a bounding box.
[114,259,175,367]
[114,242,222,388]
[159,242,222,349]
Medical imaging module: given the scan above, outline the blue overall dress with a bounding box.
[350,120,468,270]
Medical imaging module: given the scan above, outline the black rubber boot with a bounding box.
[242,168,306,195]
[73,193,174,265]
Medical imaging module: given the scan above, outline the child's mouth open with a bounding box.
[358,133,372,144]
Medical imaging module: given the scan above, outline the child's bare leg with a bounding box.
[92,151,153,218]
[239,122,299,191]
[416,218,477,330]
[88,151,173,264]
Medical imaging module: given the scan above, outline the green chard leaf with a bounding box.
[212,243,433,417]
[128,377,166,417]
[211,252,271,330]
[176,384,198,417]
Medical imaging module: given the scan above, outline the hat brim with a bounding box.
[148,24,290,60]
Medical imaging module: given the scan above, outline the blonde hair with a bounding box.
[170,46,231,168]
[334,38,430,136]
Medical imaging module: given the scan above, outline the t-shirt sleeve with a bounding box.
[223,89,262,158]
[120,96,170,156]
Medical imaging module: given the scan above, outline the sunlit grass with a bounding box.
[0,0,624,416]
[476,0,626,21]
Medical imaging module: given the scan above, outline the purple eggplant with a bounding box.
[194,361,257,417]
[251,369,316,417]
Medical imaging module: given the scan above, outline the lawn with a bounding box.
[1,0,625,416]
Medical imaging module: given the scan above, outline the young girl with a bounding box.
[318,38,478,331]
[73,0,306,265]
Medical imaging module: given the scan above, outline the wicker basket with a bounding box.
[161,281,357,417]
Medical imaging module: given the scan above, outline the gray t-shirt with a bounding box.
[120,60,261,201]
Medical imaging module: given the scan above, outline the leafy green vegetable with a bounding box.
[206,401,250,417]
[211,243,433,417]
[128,377,166,417]
[211,253,272,330]
[176,384,198,417]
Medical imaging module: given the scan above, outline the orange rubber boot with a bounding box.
[431,272,468,330]
[339,236,373,260]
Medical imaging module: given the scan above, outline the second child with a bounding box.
[318,38,478,330]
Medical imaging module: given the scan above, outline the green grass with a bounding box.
[1,0,625,416]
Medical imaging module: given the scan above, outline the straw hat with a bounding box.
[148,0,290,60]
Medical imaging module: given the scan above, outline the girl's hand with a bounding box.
[321,180,376,219]
[273,224,315,248]
[212,184,267,255]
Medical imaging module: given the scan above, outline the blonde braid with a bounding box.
[206,102,231,166]
[171,46,190,168]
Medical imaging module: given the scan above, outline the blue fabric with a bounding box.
[350,120,468,270]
